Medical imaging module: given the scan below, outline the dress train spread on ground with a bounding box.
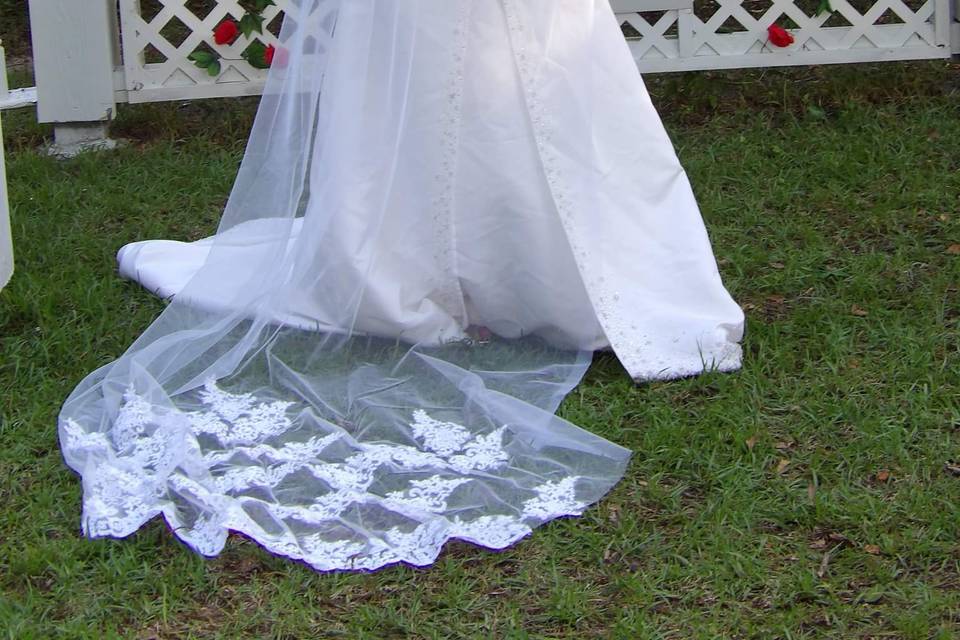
[61,0,744,571]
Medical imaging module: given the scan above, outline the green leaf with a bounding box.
[816,0,833,16]
[207,60,221,77]
[856,585,885,605]
[239,13,265,38]
[188,51,218,67]
[242,41,270,69]
[252,0,275,11]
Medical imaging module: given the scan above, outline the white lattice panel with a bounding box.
[117,0,954,103]
[618,0,951,72]
[119,0,290,103]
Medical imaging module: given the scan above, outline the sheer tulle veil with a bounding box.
[60,0,742,570]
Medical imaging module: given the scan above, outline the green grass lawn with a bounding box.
[1,61,959,639]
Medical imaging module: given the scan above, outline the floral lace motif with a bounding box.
[63,377,602,571]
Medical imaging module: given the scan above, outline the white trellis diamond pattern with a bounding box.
[117,0,952,102]
[621,10,687,60]
[120,0,311,103]
[683,0,940,54]
[618,0,950,72]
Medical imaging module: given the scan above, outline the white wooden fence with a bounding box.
[0,42,16,290]
[24,0,960,142]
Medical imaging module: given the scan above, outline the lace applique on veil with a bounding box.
[64,377,617,571]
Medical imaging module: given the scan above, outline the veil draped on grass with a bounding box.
[60,0,741,571]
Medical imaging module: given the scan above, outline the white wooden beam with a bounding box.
[28,0,121,154]
[952,0,960,54]
[611,0,694,11]
[0,43,14,291]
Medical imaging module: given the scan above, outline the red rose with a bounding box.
[213,19,239,45]
[264,44,276,66]
[767,23,795,48]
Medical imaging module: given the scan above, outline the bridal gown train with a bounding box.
[61,0,745,571]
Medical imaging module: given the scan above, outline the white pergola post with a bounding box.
[28,0,121,156]
[953,0,960,55]
[0,42,14,290]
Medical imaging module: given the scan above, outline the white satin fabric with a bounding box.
[119,0,743,378]
[62,0,743,573]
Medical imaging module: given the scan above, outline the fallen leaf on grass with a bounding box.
[875,469,891,482]
[810,534,848,556]
[863,544,882,555]
[607,504,621,524]
[746,435,757,451]
[775,458,791,474]
[945,462,960,477]
[947,244,960,255]
[857,585,885,604]
[817,550,832,578]
[851,304,868,317]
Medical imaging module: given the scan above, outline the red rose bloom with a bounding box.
[264,44,276,66]
[274,46,290,68]
[214,19,239,45]
[767,23,795,47]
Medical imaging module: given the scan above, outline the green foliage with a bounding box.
[238,12,265,39]
[189,1,274,76]
[1,61,959,638]
[241,0,276,12]
[187,51,221,77]
[241,41,271,69]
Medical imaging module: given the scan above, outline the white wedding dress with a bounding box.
[62,0,744,571]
